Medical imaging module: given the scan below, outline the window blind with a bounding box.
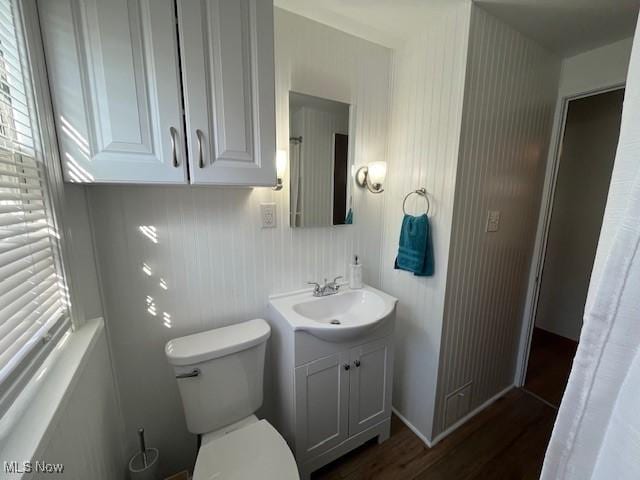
[0,0,69,386]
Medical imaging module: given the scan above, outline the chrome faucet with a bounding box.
[307,276,343,297]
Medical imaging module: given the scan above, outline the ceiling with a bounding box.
[476,0,640,57]
[275,0,639,56]
[274,0,460,48]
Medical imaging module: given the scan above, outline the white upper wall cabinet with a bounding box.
[39,0,187,183]
[178,0,276,185]
[38,0,276,185]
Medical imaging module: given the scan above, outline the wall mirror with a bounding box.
[289,92,352,228]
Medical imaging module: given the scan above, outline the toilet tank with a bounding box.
[165,319,271,435]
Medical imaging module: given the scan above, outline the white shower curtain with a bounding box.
[541,19,640,480]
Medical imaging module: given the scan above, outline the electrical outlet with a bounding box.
[486,210,501,232]
[260,203,276,228]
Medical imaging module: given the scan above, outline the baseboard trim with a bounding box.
[522,388,559,411]
[391,384,515,450]
[431,384,515,446]
[391,407,434,448]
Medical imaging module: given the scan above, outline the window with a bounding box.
[0,0,69,400]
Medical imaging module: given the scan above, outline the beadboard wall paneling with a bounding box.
[34,327,125,480]
[379,1,472,440]
[61,185,103,324]
[88,9,391,475]
[434,5,560,435]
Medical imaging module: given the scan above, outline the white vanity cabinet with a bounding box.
[294,337,393,463]
[38,0,276,186]
[38,0,186,184]
[268,286,396,480]
[177,0,276,185]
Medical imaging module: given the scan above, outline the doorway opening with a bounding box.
[522,87,625,407]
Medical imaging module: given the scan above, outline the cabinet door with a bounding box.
[294,352,349,461]
[38,0,187,183]
[349,337,393,435]
[178,0,276,185]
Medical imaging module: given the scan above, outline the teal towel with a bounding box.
[345,208,353,224]
[394,214,434,276]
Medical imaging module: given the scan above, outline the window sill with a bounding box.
[0,318,105,476]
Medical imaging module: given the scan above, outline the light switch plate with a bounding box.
[486,210,501,232]
[260,203,276,228]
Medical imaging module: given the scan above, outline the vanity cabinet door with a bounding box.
[348,337,393,436]
[294,352,350,461]
[178,0,276,186]
[38,0,187,183]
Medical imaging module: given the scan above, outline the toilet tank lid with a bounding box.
[165,319,270,366]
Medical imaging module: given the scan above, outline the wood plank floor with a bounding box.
[524,327,578,407]
[313,389,556,480]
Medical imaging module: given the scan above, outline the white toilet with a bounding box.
[165,318,299,479]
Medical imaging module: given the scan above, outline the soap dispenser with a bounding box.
[349,255,363,289]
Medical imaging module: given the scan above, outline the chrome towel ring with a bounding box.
[402,188,430,216]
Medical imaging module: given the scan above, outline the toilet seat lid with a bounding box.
[193,420,299,480]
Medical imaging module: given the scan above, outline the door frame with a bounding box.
[514,83,626,387]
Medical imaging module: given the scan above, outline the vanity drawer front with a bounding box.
[294,352,350,461]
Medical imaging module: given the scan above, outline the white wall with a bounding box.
[558,37,633,98]
[88,9,391,476]
[33,328,125,480]
[0,322,124,480]
[433,5,560,436]
[379,1,471,442]
[517,36,634,365]
[60,185,103,324]
[535,90,624,341]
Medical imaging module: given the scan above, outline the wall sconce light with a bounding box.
[355,161,387,194]
[274,150,287,191]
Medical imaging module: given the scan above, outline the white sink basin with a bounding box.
[269,285,397,342]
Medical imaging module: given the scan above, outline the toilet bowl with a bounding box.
[194,416,298,479]
[165,319,299,480]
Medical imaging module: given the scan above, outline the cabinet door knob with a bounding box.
[354,360,361,368]
[170,126,180,167]
[196,129,205,168]
[343,364,350,371]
